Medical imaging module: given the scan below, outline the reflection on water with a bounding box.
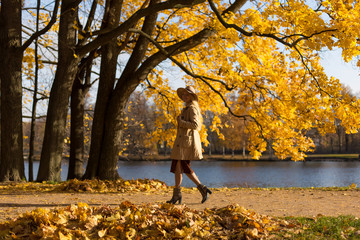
[24,160,360,188]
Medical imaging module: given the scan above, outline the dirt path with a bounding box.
[1,189,359,222]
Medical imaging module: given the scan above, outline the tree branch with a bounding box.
[42,60,58,65]
[208,0,335,98]
[293,46,332,97]
[23,115,47,119]
[77,0,207,57]
[207,0,336,48]
[118,0,160,85]
[129,28,252,121]
[23,87,49,99]
[21,0,61,51]
[145,78,177,118]
[184,50,236,91]
[84,0,99,33]
[126,0,246,110]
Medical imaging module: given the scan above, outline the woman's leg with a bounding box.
[167,160,183,204]
[182,161,212,204]
[175,160,183,188]
[185,172,201,186]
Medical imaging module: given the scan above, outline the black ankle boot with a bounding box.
[166,188,182,204]
[197,184,212,203]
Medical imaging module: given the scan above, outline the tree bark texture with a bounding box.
[68,72,85,179]
[28,0,42,182]
[83,0,123,179]
[37,1,80,182]
[0,0,25,181]
[68,50,95,179]
[93,0,159,180]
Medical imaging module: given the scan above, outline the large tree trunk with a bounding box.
[68,72,86,179]
[83,45,119,179]
[68,0,98,179]
[90,0,159,180]
[83,0,123,179]
[0,0,25,181]
[97,85,138,179]
[37,1,80,182]
[68,51,94,179]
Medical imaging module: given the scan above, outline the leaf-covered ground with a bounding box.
[0,201,298,239]
[0,180,360,239]
[0,178,169,193]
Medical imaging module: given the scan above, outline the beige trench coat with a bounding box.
[170,102,203,160]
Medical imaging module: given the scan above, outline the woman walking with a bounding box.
[167,86,212,204]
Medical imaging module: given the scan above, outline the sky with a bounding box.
[320,49,360,95]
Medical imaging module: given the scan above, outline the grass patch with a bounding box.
[270,183,359,191]
[215,182,359,192]
[306,154,359,159]
[278,215,360,239]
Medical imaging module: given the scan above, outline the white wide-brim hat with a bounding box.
[176,86,198,101]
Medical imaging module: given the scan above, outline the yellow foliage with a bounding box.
[22,0,360,161]
[142,0,360,161]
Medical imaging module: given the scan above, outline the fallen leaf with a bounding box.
[98,229,107,238]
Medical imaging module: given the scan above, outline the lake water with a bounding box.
[24,160,360,188]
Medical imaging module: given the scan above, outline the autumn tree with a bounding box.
[83,0,124,179]
[68,52,96,180]
[122,91,158,157]
[220,114,247,156]
[0,0,25,181]
[0,0,59,181]
[34,0,216,181]
[145,0,360,162]
[4,0,360,182]
[27,0,44,181]
[83,0,360,180]
[68,0,99,180]
[36,0,82,182]
[306,85,360,154]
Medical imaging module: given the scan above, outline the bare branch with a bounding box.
[23,87,49,99]
[84,0,99,32]
[21,0,61,51]
[22,25,59,52]
[42,60,58,65]
[23,115,47,119]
